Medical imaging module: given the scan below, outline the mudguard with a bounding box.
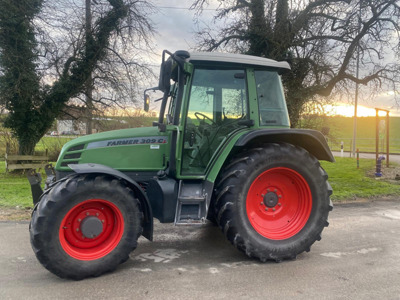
[235,129,335,162]
[69,163,153,241]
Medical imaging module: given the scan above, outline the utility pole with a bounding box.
[85,0,93,134]
[352,2,361,157]
[352,49,360,157]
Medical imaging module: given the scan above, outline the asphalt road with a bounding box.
[332,151,400,163]
[1,199,400,299]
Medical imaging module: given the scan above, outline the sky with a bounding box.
[149,0,219,55]
[147,0,400,117]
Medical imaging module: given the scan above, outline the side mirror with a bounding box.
[158,58,173,93]
[144,94,150,112]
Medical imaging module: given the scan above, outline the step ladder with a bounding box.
[174,180,207,225]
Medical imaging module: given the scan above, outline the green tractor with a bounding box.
[28,50,334,279]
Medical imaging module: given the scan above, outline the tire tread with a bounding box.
[30,174,143,280]
[213,143,332,262]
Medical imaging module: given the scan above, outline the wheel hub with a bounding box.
[246,167,312,240]
[80,216,103,239]
[263,192,279,207]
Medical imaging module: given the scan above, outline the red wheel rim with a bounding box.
[246,167,312,240]
[59,199,124,260]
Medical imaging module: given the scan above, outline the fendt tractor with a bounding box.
[28,50,334,279]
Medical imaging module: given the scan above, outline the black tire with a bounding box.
[213,143,333,262]
[206,196,218,225]
[30,174,143,280]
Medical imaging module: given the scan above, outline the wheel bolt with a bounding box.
[78,218,81,222]
[273,208,276,212]
[261,194,265,197]
[278,203,282,206]
[278,195,282,198]
[274,189,277,192]
[267,188,271,192]
[86,212,89,216]
[96,213,99,216]
[265,208,268,211]
[101,220,105,223]
[76,228,79,232]
[260,202,264,205]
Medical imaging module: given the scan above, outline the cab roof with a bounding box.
[188,52,291,70]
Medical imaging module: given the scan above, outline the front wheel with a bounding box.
[213,143,333,262]
[30,174,143,279]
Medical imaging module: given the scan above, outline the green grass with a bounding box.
[0,166,37,209]
[321,157,400,200]
[1,158,399,209]
[0,161,57,209]
[322,116,400,153]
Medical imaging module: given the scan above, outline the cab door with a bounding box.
[181,67,249,175]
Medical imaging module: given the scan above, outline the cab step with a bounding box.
[174,180,207,225]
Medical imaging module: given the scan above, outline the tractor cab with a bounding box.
[145,50,291,177]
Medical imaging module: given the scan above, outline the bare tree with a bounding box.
[0,0,155,154]
[36,0,156,117]
[192,0,400,126]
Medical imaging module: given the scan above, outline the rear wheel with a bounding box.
[213,143,333,261]
[30,174,143,279]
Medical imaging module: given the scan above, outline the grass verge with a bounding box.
[0,158,399,212]
[0,162,52,209]
[321,157,400,201]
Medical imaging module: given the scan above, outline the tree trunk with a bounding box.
[18,138,36,155]
[273,0,290,60]
[247,0,268,57]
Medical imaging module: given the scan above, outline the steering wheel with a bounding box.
[194,112,216,125]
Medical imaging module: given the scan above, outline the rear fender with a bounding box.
[235,129,335,162]
[206,128,334,184]
[69,163,153,241]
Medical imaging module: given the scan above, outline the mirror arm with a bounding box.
[152,121,166,132]
[143,86,159,96]
[158,90,169,124]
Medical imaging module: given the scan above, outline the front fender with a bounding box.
[69,163,153,241]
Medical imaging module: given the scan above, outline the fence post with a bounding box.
[356,148,359,169]
[340,141,344,157]
[386,113,389,167]
[349,139,352,157]
[5,143,10,173]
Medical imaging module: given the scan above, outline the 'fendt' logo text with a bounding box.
[86,136,168,150]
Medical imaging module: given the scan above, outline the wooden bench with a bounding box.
[5,143,49,173]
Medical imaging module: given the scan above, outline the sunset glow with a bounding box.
[324,104,390,117]
[104,103,397,118]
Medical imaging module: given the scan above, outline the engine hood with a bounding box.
[56,126,170,172]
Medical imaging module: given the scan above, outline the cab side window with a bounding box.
[254,71,290,127]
